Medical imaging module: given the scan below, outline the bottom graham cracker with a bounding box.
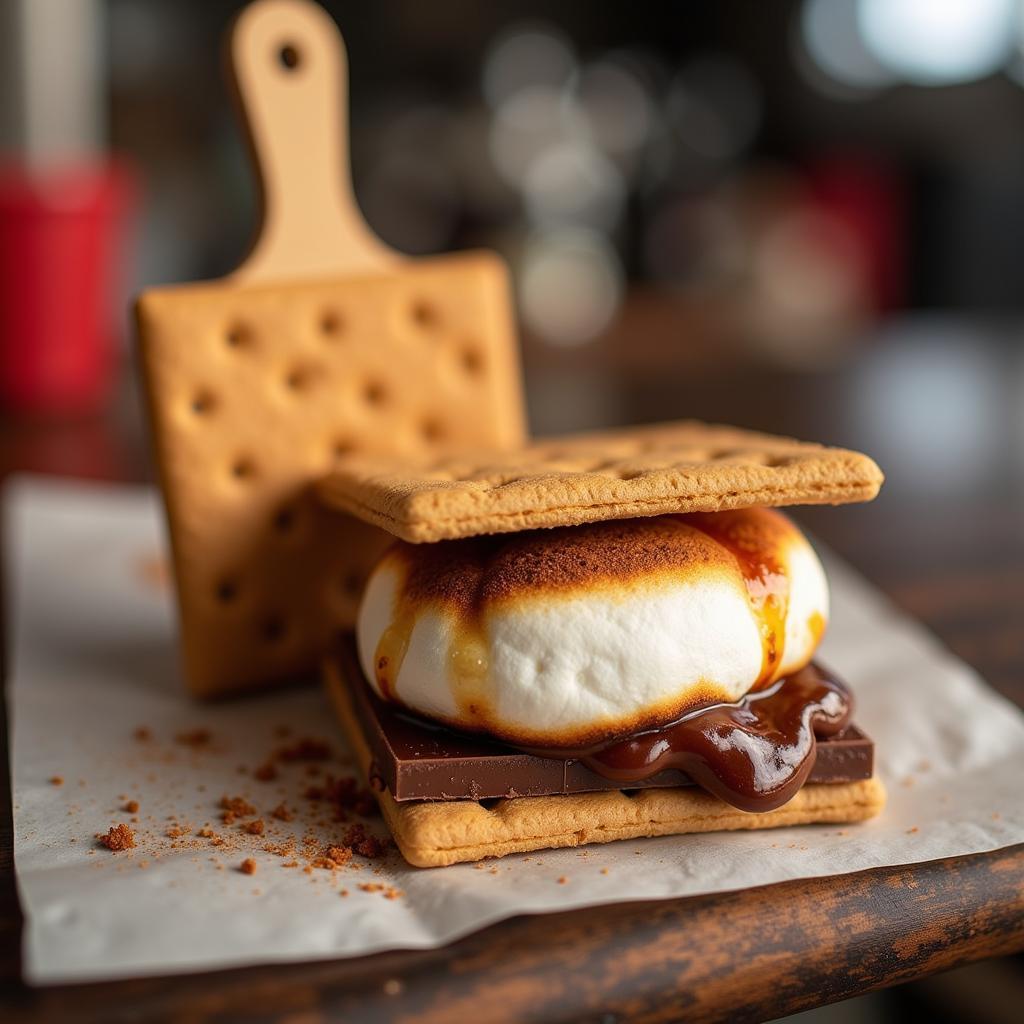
[323,657,887,868]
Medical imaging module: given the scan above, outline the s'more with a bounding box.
[319,423,887,866]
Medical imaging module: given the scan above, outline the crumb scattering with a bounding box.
[98,824,136,851]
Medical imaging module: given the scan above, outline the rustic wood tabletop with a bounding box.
[2,306,1022,1022]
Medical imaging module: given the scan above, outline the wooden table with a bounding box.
[2,309,1022,1022]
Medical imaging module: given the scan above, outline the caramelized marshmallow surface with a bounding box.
[356,508,829,749]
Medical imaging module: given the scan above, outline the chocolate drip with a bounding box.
[337,638,873,805]
[529,665,853,812]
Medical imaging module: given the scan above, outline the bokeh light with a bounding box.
[482,25,576,109]
[800,0,894,94]
[860,0,1016,86]
[520,228,623,346]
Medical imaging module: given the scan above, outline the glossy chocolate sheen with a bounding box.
[336,640,874,807]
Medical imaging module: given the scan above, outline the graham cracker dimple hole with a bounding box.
[459,345,484,376]
[362,381,388,407]
[273,507,296,534]
[225,324,252,350]
[331,438,357,461]
[419,418,446,444]
[191,391,217,415]
[319,310,343,339]
[231,457,257,481]
[284,366,314,392]
[410,299,440,331]
[261,614,287,644]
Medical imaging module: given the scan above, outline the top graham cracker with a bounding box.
[317,420,884,543]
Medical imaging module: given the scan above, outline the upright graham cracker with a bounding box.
[135,1,525,695]
[316,420,884,542]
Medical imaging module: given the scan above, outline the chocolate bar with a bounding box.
[334,639,875,803]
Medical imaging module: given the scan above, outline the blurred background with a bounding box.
[0,1,1022,1018]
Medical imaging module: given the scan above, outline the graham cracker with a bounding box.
[323,656,886,868]
[137,253,525,697]
[316,420,884,543]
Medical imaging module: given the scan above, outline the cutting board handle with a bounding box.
[227,0,397,282]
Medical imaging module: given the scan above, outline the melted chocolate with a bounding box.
[527,664,853,812]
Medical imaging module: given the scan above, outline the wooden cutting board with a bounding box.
[135,0,526,697]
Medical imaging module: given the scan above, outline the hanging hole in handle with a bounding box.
[278,42,302,71]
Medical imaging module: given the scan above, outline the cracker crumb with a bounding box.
[906,826,919,834]
[241,819,265,836]
[98,824,136,851]
[340,889,349,897]
[277,738,332,762]
[123,800,139,813]
[253,761,278,782]
[175,728,212,748]
[557,876,568,885]
[270,802,294,822]
[323,845,354,867]
[600,868,609,875]
[165,825,190,839]
[342,823,385,858]
[133,726,153,742]
[240,858,257,875]
[49,776,63,786]
[220,794,257,824]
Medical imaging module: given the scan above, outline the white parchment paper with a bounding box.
[6,477,1024,984]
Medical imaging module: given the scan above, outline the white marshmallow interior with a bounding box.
[356,513,829,747]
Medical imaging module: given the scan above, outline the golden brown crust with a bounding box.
[381,514,745,612]
[317,421,884,543]
[323,655,886,868]
[135,251,526,697]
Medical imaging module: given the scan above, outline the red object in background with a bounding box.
[805,156,906,313]
[0,161,135,416]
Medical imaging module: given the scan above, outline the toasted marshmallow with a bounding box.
[356,508,829,749]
